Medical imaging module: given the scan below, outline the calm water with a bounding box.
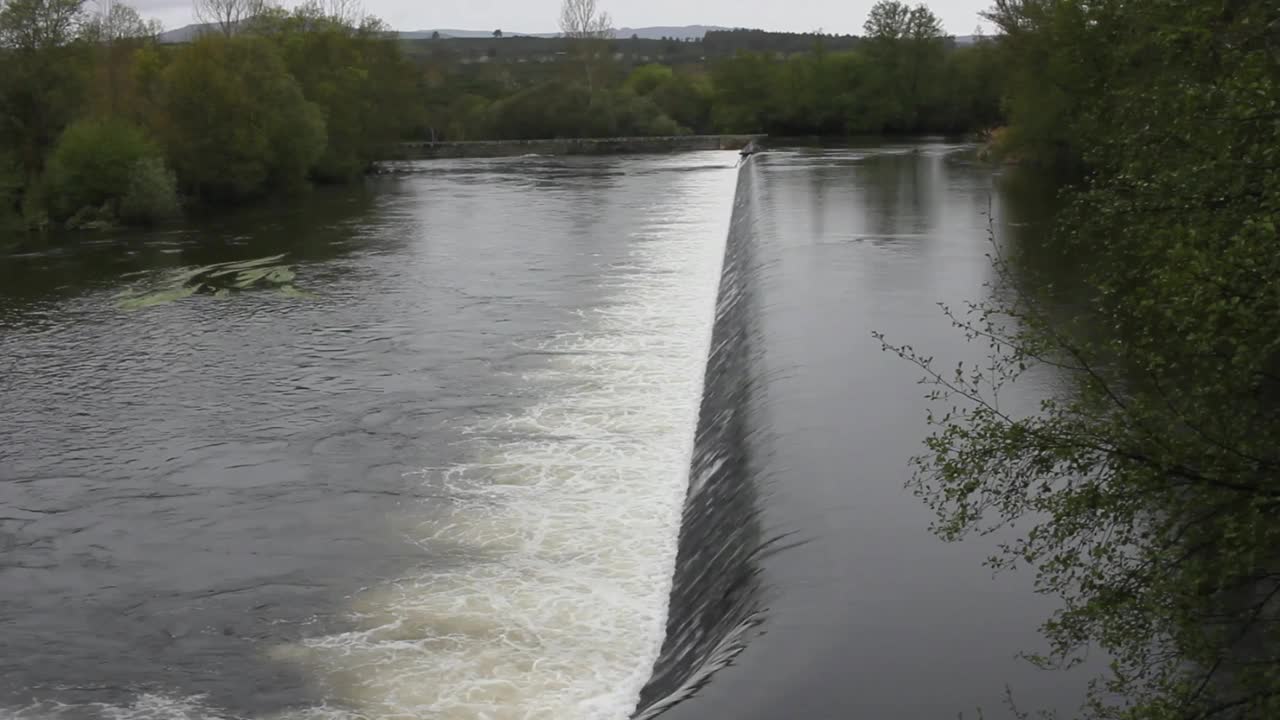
[654,147,1084,720]
[0,147,1080,720]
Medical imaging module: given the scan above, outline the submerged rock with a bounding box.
[116,254,312,309]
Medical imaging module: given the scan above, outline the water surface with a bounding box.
[1,147,1083,720]
[1,153,737,719]
[652,146,1085,720]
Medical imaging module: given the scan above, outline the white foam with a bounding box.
[268,170,734,719]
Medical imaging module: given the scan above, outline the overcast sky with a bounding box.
[134,0,995,36]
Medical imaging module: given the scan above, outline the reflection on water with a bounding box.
[0,185,382,314]
[654,144,1086,720]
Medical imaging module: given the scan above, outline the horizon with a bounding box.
[132,0,995,38]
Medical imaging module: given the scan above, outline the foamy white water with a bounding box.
[265,166,736,719]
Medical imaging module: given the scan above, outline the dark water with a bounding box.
[646,147,1084,720]
[1,146,1079,720]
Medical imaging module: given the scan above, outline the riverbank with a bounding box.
[389,135,765,160]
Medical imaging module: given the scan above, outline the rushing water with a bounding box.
[1,147,1079,720]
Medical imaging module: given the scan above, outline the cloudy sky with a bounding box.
[135,0,995,36]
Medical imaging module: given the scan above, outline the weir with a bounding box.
[633,161,770,718]
[391,135,765,161]
[0,146,1085,720]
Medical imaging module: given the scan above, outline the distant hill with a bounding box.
[157,22,216,43]
[399,29,548,39]
[616,26,726,40]
[402,25,725,41]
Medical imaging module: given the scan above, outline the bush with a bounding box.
[484,83,689,140]
[0,152,22,232]
[160,36,326,200]
[256,11,420,183]
[486,82,594,139]
[119,157,180,225]
[607,92,686,137]
[43,118,162,220]
[641,113,686,137]
[649,74,713,134]
[624,64,674,96]
[445,95,492,141]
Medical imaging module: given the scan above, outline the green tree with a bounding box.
[0,151,24,231]
[42,116,169,220]
[649,72,713,134]
[982,0,1111,166]
[158,35,325,199]
[624,63,673,96]
[936,42,1002,132]
[0,0,91,180]
[709,52,779,133]
[863,0,912,40]
[254,5,419,181]
[443,94,491,140]
[118,156,179,225]
[861,1,945,131]
[906,3,942,40]
[83,1,161,116]
[0,0,85,48]
[883,1,1280,718]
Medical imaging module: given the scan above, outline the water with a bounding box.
[0,153,736,719]
[647,146,1085,720]
[1,146,1080,720]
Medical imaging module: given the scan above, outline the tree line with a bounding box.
[0,0,1003,232]
[419,0,1003,142]
[0,0,418,232]
[882,0,1280,718]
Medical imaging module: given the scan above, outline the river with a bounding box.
[0,146,1082,720]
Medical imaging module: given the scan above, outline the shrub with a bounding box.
[624,64,675,96]
[643,113,686,137]
[160,36,326,200]
[119,157,180,225]
[0,152,22,232]
[258,13,419,183]
[607,92,685,136]
[485,82,592,139]
[43,118,161,220]
[650,74,713,134]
